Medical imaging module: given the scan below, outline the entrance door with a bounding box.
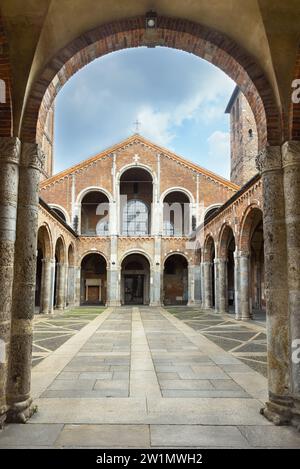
[124,275,144,304]
[88,286,100,304]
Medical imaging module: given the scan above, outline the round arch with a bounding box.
[163,253,189,306]
[80,250,109,265]
[54,235,66,263]
[37,223,53,259]
[68,243,75,266]
[203,234,216,262]
[239,204,263,253]
[80,252,107,305]
[160,186,195,204]
[218,223,236,258]
[121,251,151,305]
[21,16,281,149]
[163,251,190,265]
[204,204,222,223]
[117,163,156,184]
[49,204,70,224]
[120,249,153,268]
[76,186,113,205]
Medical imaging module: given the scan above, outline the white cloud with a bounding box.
[207,130,231,177]
[135,107,174,146]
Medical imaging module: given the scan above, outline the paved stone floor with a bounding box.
[1,306,300,449]
[32,307,103,366]
[166,307,267,377]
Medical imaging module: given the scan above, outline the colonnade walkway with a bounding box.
[1,307,300,448]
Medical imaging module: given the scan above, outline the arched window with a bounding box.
[163,220,174,236]
[122,200,149,236]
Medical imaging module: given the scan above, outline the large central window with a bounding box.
[123,199,149,236]
[120,167,153,236]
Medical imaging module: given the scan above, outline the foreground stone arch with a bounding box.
[21,16,281,148]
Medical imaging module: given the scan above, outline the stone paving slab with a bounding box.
[150,424,249,448]
[56,424,150,448]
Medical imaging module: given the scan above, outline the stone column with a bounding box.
[107,235,121,306]
[234,250,241,319]
[257,146,291,425]
[0,137,20,427]
[49,259,56,313]
[67,265,75,307]
[239,252,251,320]
[217,258,228,313]
[194,264,202,304]
[40,258,52,314]
[56,262,66,310]
[6,142,45,423]
[202,261,213,309]
[150,236,161,306]
[187,264,195,306]
[213,259,219,311]
[282,141,300,425]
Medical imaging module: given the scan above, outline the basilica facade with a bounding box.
[36,88,264,320]
[37,133,239,310]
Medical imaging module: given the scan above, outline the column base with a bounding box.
[0,406,8,429]
[6,397,38,424]
[150,301,162,307]
[107,300,121,307]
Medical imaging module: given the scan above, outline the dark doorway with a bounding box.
[124,274,144,304]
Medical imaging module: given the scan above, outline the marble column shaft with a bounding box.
[6,142,44,423]
[234,250,241,320]
[0,137,20,426]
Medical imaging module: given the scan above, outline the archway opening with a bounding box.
[204,236,216,308]
[35,226,52,313]
[81,191,109,236]
[80,253,107,305]
[249,211,265,319]
[121,253,150,305]
[120,168,153,236]
[51,207,66,223]
[54,237,65,309]
[219,225,236,313]
[163,191,190,236]
[163,254,188,305]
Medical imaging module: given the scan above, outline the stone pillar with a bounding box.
[107,235,121,306]
[194,264,202,304]
[150,236,161,306]
[0,137,20,427]
[49,259,56,313]
[282,141,300,426]
[74,265,81,306]
[234,250,241,319]
[202,261,213,308]
[257,146,291,425]
[67,265,75,307]
[40,258,52,314]
[56,262,66,310]
[217,258,228,313]
[187,264,195,306]
[6,142,45,423]
[239,252,251,320]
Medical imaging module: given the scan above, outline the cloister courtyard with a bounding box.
[0,305,299,449]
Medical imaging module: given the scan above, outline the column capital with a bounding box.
[20,142,46,171]
[256,146,282,173]
[0,136,21,165]
[282,140,300,168]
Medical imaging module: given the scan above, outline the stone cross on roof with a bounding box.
[133,119,141,133]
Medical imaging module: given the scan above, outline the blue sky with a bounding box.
[54,47,235,178]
